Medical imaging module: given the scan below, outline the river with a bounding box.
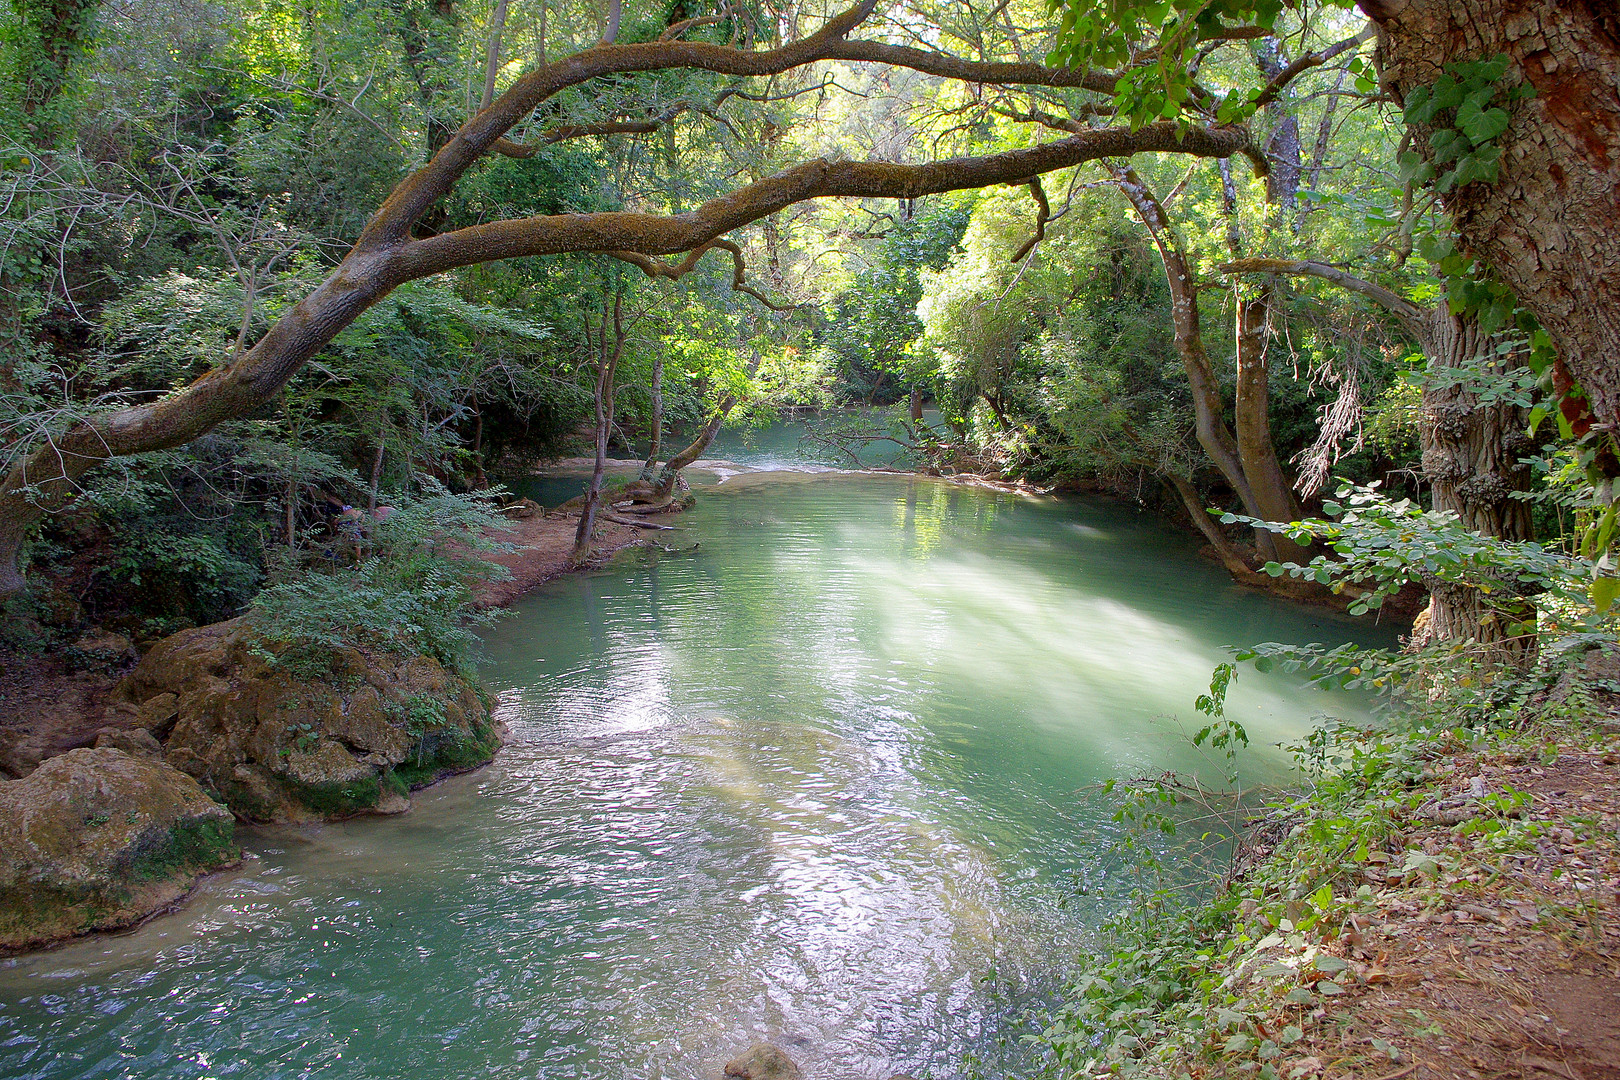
[0,444,1397,1080]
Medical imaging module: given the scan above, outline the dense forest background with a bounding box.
[0,0,1608,675]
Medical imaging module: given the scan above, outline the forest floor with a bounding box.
[1272,738,1620,1080]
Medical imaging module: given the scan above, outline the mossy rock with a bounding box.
[0,747,238,953]
[102,618,499,822]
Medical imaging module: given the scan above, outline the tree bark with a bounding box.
[1232,284,1304,544]
[1414,305,1536,664]
[1163,474,1268,585]
[1112,165,1280,563]
[1222,257,1537,659]
[1358,0,1620,435]
[575,292,624,559]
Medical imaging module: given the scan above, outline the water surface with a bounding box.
[0,472,1392,1080]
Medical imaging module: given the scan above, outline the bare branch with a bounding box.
[1251,25,1374,109]
[1010,176,1051,262]
[481,0,510,111]
[491,103,690,155]
[608,240,798,311]
[1219,257,1426,337]
[660,14,724,41]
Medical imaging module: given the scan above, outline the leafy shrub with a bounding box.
[246,484,510,672]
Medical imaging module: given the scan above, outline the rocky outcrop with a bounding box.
[101,618,498,822]
[723,1044,803,1080]
[0,747,238,953]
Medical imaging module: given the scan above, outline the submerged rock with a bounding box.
[722,1044,803,1080]
[0,747,237,953]
[102,618,498,822]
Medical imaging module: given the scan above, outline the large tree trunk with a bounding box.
[1232,284,1306,560]
[1221,257,1539,657]
[1359,0,1620,434]
[1414,304,1537,665]
[1219,124,1308,564]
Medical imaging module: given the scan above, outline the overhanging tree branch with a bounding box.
[0,0,1263,597]
[608,240,799,311]
[1250,26,1375,109]
[1219,257,1426,337]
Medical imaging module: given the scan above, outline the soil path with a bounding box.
[1281,740,1620,1080]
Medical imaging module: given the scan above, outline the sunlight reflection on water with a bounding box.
[0,473,1393,1080]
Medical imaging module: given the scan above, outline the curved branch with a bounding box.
[399,123,1252,277]
[1010,176,1050,262]
[360,0,883,248]
[1219,257,1426,338]
[608,240,799,311]
[1251,26,1375,109]
[822,40,1116,94]
[492,103,689,156]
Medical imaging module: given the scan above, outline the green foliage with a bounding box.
[821,205,970,402]
[1227,481,1589,618]
[1397,56,1530,197]
[1044,0,1286,125]
[1033,706,1605,1079]
[246,484,510,672]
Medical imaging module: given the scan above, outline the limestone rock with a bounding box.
[0,747,237,953]
[723,1043,802,1080]
[106,618,498,822]
[500,497,543,519]
[93,726,163,758]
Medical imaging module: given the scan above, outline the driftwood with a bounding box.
[602,511,678,530]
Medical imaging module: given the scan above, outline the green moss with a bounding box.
[380,768,408,798]
[287,774,382,817]
[125,816,238,883]
[215,778,282,821]
[394,719,498,789]
[1,817,239,950]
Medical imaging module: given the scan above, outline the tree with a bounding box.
[1223,257,1536,661]
[1041,0,1620,443]
[1355,1,1620,436]
[0,0,1270,596]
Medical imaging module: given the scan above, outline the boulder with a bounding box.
[65,630,138,672]
[0,747,238,953]
[723,1044,802,1080]
[93,726,164,758]
[500,497,544,519]
[105,618,498,822]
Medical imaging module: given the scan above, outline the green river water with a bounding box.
[0,453,1397,1080]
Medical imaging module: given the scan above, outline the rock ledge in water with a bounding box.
[0,747,238,953]
[723,1043,803,1080]
[102,618,498,822]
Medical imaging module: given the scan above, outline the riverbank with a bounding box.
[1039,719,1620,1080]
[476,506,645,609]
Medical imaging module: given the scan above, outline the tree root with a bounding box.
[613,494,675,514]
